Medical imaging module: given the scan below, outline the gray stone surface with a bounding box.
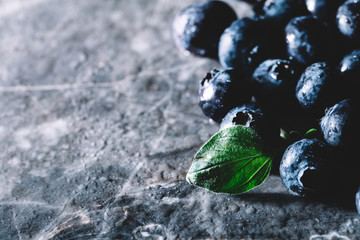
[0,0,359,239]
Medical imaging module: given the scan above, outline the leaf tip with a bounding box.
[185,172,193,185]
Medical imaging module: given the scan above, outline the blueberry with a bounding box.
[336,0,360,42]
[251,59,300,108]
[172,0,237,59]
[320,99,360,200]
[198,68,253,123]
[219,103,280,146]
[280,138,332,197]
[306,0,345,23]
[237,0,264,4]
[338,48,360,100]
[250,59,314,131]
[339,48,360,75]
[296,62,339,114]
[285,16,331,65]
[218,17,286,71]
[320,99,356,148]
[356,187,360,215]
[255,0,309,24]
[218,18,262,70]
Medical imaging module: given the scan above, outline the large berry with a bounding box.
[295,62,339,114]
[198,68,252,123]
[336,0,360,42]
[285,16,331,65]
[172,0,237,58]
[219,103,280,146]
[218,17,286,71]
[280,138,332,197]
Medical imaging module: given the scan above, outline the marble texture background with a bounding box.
[0,0,359,239]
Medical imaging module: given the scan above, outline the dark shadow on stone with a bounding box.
[231,191,357,213]
[231,192,303,206]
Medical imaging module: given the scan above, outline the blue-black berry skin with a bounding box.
[237,0,263,4]
[172,0,237,59]
[336,0,360,42]
[296,62,338,114]
[320,99,355,148]
[356,187,360,215]
[218,18,262,70]
[306,0,345,22]
[255,0,309,23]
[198,68,252,123]
[250,59,315,132]
[219,104,280,146]
[220,104,263,130]
[338,49,360,100]
[285,16,331,65]
[218,18,286,71]
[280,138,331,197]
[251,59,300,108]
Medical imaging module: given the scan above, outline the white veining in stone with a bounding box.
[310,232,351,240]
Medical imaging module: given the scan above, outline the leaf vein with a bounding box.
[235,157,271,189]
[191,154,262,173]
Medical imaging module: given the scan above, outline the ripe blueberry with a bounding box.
[251,59,300,108]
[356,187,360,215]
[218,17,286,71]
[336,0,360,42]
[295,62,339,114]
[285,16,331,65]
[338,48,360,100]
[237,0,264,4]
[172,0,237,58]
[219,104,280,146]
[255,0,309,24]
[306,0,344,23]
[280,138,332,197]
[320,99,356,149]
[198,68,253,123]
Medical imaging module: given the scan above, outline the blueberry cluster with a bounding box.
[172,0,360,213]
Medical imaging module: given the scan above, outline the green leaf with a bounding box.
[304,128,318,139]
[186,126,273,194]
